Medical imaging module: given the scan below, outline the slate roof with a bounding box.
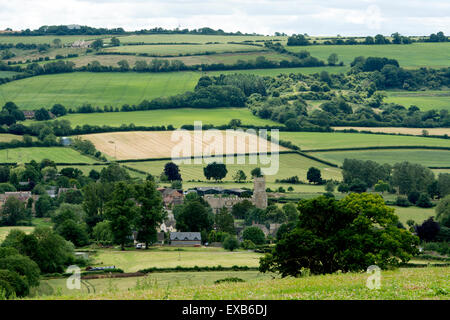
[170,232,201,241]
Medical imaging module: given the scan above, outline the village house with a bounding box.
[169,232,202,246]
[158,187,184,208]
[0,191,39,211]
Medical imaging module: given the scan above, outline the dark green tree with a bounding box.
[203,162,228,182]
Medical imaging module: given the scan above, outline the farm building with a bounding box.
[158,188,184,208]
[169,232,201,246]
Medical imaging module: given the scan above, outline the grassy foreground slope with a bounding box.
[287,42,450,68]
[32,267,450,300]
[58,108,279,127]
[0,72,199,109]
[279,132,450,150]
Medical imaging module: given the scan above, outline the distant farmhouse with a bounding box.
[71,40,90,48]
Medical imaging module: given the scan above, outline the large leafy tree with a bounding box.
[306,167,322,184]
[175,195,213,233]
[164,162,182,181]
[214,208,235,234]
[135,181,165,249]
[203,162,227,182]
[260,194,419,277]
[104,182,138,250]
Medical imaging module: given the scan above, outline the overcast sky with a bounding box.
[0,0,449,36]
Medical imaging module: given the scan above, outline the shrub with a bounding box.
[214,277,245,284]
[242,226,265,245]
[223,235,239,251]
[416,193,433,208]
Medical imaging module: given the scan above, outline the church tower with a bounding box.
[253,176,267,209]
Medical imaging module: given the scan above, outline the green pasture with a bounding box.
[312,149,450,167]
[92,247,263,272]
[0,147,96,163]
[57,107,279,127]
[279,132,450,151]
[385,90,450,111]
[32,267,450,300]
[34,270,273,297]
[0,71,199,109]
[105,43,266,56]
[287,42,450,68]
[390,206,435,226]
[124,153,343,183]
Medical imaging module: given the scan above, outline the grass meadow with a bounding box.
[312,149,450,167]
[0,147,96,163]
[385,90,450,111]
[0,72,199,109]
[287,42,450,68]
[30,266,450,300]
[0,133,36,142]
[279,132,450,150]
[57,107,279,127]
[332,127,450,136]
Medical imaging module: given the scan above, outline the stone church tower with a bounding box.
[253,176,267,209]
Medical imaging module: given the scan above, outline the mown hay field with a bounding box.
[311,149,450,167]
[57,107,279,127]
[287,42,450,68]
[0,71,199,109]
[279,132,450,150]
[0,147,96,163]
[31,266,450,300]
[333,127,450,136]
[81,130,287,160]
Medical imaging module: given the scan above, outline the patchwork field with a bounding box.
[333,127,450,136]
[115,34,286,44]
[287,42,450,68]
[81,130,287,160]
[390,206,435,226]
[0,147,96,163]
[104,43,266,56]
[92,247,263,272]
[385,90,450,111]
[279,132,450,151]
[31,267,450,300]
[0,71,199,109]
[124,153,343,182]
[57,107,280,127]
[312,149,450,167]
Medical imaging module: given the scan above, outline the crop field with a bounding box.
[279,132,450,151]
[311,149,450,167]
[34,271,273,297]
[31,266,450,300]
[390,206,435,226]
[116,34,286,44]
[0,72,199,109]
[58,107,279,127]
[287,42,450,68]
[385,90,450,111]
[91,247,263,272]
[332,127,450,136]
[81,130,287,160]
[124,153,343,182]
[104,43,266,56]
[0,147,96,163]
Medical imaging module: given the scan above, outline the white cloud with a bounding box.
[0,0,448,35]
